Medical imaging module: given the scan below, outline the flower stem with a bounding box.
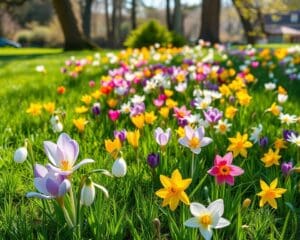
[191,153,195,178]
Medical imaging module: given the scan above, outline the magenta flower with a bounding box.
[154,127,171,146]
[26,164,70,199]
[108,109,121,121]
[207,152,244,186]
[173,106,191,120]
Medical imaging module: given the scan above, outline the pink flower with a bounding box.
[173,106,191,119]
[207,152,244,186]
[108,110,121,121]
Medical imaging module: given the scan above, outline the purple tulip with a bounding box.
[44,133,94,175]
[92,102,101,116]
[203,107,223,124]
[114,130,127,142]
[26,164,70,199]
[154,128,171,147]
[147,153,160,168]
[281,162,293,176]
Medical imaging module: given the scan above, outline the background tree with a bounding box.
[52,0,97,50]
[173,0,182,35]
[79,0,94,38]
[131,0,137,30]
[199,0,221,43]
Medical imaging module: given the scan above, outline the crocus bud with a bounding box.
[112,157,127,177]
[92,102,101,116]
[80,178,95,206]
[14,146,28,163]
[242,198,251,208]
[281,162,293,176]
[147,153,160,168]
[259,137,268,148]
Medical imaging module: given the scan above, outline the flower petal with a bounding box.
[230,165,244,176]
[190,202,207,217]
[72,158,95,172]
[94,183,109,198]
[214,217,230,229]
[208,199,224,217]
[58,179,71,196]
[26,192,54,199]
[199,227,213,240]
[223,152,233,164]
[34,164,48,178]
[44,141,59,166]
[184,217,200,228]
[160,175,172,188]
[201,137,213,147]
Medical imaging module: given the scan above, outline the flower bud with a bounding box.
[14,147,28,163]
[147,153,160,168]
[242,198,251,208]
[52,122,63,133]
[92,102,101,116]
[80,178,95,206]
[281,162,293,176]
[112,157,127,177]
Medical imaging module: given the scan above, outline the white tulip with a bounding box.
[14,147,28,163]
[112,157,127,177]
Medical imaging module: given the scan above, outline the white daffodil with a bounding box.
[250,124,263,144]
[279,113,298,125]
[264,82,276,91]
[184,199,230,240]
[287,133,300,147]
[214,119,232,134]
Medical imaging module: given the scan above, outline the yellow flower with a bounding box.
[107,98,118,108]
[236,91,252,106]
[278,86,287,95]
[159,107,169,118]
[43,102,55,114]
[165,99,178,109]
[257,178,286,209]
[266,103,282,116]
[274,138,287,150]
[73,118,88,132]
[176,127,185,138]
[155,169,192,211]
[225,106,238,119]
[164,89,173,97]
[131,114,145,129]
[261,148,281,167]
[91,90,102,99]
[144,111,157,125]
[219,84,231,97]
[75,106,89,114]
[26,103,42,116]
[245,73,255,83]
[81,95,92,105]
[105,138,122,159]
[127,129,140,148]
[227,132,253,157]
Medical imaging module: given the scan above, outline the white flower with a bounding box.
[52,122,63,133]
[214,119,232,134]
[184,199,230,240]
[14,146,28,163]
[81,178,109,206]
[279,113,298,125]
[287,133,300,147]
[264,82,276,91]
[249,124,263,144]
[120,102,131,114]
[175,82,187,92]
[194,97,212,110]
[277,94,288,104]
[112,157,127,177]
[131,95,145,104]
[36,65,46,73]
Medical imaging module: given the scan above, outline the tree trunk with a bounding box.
[232,0,256,44]
[131,0,137,29]
[173,0,182,34]
[199,0,220,44]
[166,0,173,31]
[52,0,97,50]
[82,0,93,38]
[104,0,110,41]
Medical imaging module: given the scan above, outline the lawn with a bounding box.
[0,45,299,240]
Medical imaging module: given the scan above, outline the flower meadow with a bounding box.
[1,44,300,239]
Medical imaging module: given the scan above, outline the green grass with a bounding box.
[0,46,299,240]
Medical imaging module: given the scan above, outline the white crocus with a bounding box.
[14,146,28,163]
[214,119,232,134]
[184,199,230,240]
[287,133,300,147]
[249,124,263,144]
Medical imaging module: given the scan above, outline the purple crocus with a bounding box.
[259,137,269,148]
[154,127,171,147]
[114,129,127,142]
[44,133,94,175]
[281,162,293,176]
[130,102,145,117]
[147,153,160,168]
[203,107,223,124]
[26,164,70,199]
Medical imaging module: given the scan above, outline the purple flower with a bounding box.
[114,129,127,142]
[178,118,188,127]
[26,164,70,199]
[130,103,145,117]
[147,153,160,168]
[283,129,298,141]
[44,133,94,175]
[259,137,268,148]
[154,128,171,147]
[203,107,223,124]
[92,102,101,116]
[281,162,293,176]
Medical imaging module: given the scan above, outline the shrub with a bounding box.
[15,30,32,46]
[124,20,172,48]
[170,31,187,47]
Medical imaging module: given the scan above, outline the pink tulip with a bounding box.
[108,110,121,121]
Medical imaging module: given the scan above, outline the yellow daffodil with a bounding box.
[73,117,88,132]
[225,106,238,119]
[164,89,174,97]
[105,138,122,159]
[261,148,281,167]
[165,99,178,108]
[219,84,231,97]
[91,90,102,99]
[266,103,282,116]
[257,178,286,209]
[159,107,169,118]
[144,111,157,124]
[236,91,252,106]
[81,95,92,105]
[43,102,55,114]
[131,114,145,129]
[274,138,287,150]
[227,132,253,157]
[26,103,42,116]
[75,106,89,114]
[155,169,192,211]
[127,129,140,148]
